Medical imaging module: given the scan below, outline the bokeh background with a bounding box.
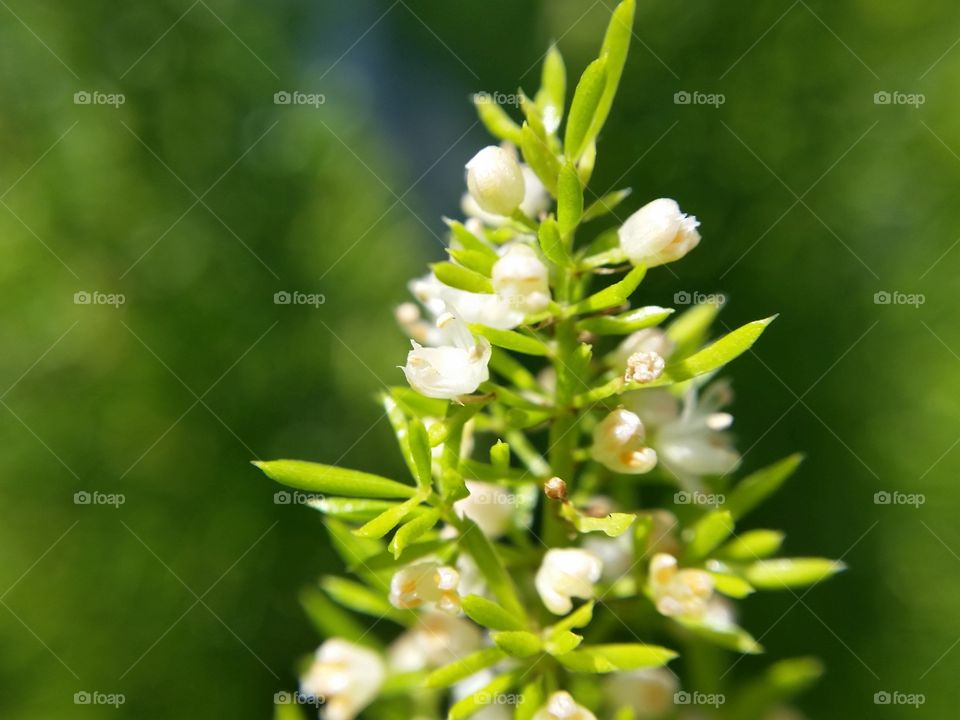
[0,0,956,717]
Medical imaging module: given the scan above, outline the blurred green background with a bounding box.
[0,0,956,717]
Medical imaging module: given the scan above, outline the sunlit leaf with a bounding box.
[565,56,608,161]
[462,595,526,631]
[725,454,804,520]
[423,647,507,689]
[556,643,677,673]
[254,460,417,499]
[744,558,846,590]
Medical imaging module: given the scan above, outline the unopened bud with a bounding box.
[544,476,568,501]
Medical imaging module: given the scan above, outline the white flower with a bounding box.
[403,312,491,399]
[648,553,714,622]
[532,691,597,720]
[609,328,676,371]
[590,409,658,474]
[583,531,633,583]
[619,198,701,267]
[624,351,665,384]
[388,612,481,672]
[409,272,524,331]
[466,146,526,216]
[389,561,462,613]
[535,548,603,615]
[492,243,551,314]
[454,480,514,538]
[604,669,679,719]
[624,381,740,486]
[299,639,384,720]
[463,165,547,224]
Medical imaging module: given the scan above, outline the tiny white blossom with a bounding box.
[609,328,676,371]
[532,691,597,720]
[466,146,526,217]
[624,381,740,486]
[590,408,658,474]
[300,639,384,720]
[649,553,714,622]
[389,561,462,613]
[619,198,701,267]
[535,548,603,615]
[454,480,514,538]
[492,243,551,315]
[463,164,548,225]
[403,312,491,399]
[388,612,481,672]
[603,669,679,719]
[624,350,665,384]
[409,272,524,331]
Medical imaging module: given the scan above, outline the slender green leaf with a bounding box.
[309,497,403,522]
[744,558,846,590]
[473,93,524,145]
[521,122,560,194]
[445,219,499,258]
[551,600,595,636]
[519,91,547,139]
[423,647,507,689]
[432,261,495,294]
[545,629,583,655]
[489,348,541,391]
[490,440,510,472]
[493,631,542,657]
[538,216,570,266]
[462,595,526,631]
[448,248,496,276]
[716,530,785,561]
[582,188,632,222]
[685,510,734,561]
[254,460,416,499]
[666,302,722,358]
[590,0,635,138]
[408,418,433,489]
[470,325,549,356]
[725,454,804,520]
[565,264,646,316]
[677,618,763,654]
[457,518,526,619]
[515,677,544,720]
[321,576,413,624]
[556,643,677,673]
[389,508,441,558]
[536,44,566,133]
[708,571,755,598]
[390,386,449,419]
[558,163,584,237]
[354,494,424,539]
[578,306,673,335]
[564,56,608,161]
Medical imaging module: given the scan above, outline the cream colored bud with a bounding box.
[492,243,551,314]
[590,409,658,474]
[649,553,714,621]
[532,691,597,720]
[466,146,525,216]
[544,476,568,501]
[389,561,462,614]
[619,198,701,267]
[300,639,384,720]
[624,351,665,384]
[535,548,602,615]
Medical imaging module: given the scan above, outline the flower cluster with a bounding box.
[257,3,842,720]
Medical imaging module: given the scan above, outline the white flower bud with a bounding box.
[535,548,602,615]
[603,669,678,720]
[532,691,597,720]
[649,553,714,621]
[300,639,384,720]
[409,272,525,331]
[590,409,658,474]
[453,480,514,538]
[403,312,491,399]
[462,165,549,227]
[466,146,526,216]
[624,351,665,384]
[618,198,701,267]
[492,243,551,314]
[389,561,462,613]
[388,612,481,672]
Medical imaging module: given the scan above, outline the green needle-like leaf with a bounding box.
[565,264,646,316]
[685,510,734,561]
[744,558,847,590]
[725,454,804,519]
[556,643,677,673]
[254,460,417,499]
[432,261,495,294]
[493,630,543,657]
[423,647,507,689]
[557,163,584,237]
[462,595,526,631]
[564,56,608,161]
